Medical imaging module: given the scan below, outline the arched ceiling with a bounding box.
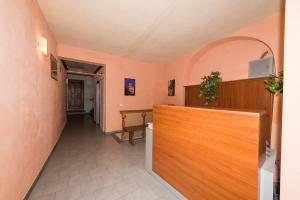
[37,0,280,63]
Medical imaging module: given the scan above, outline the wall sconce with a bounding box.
[37,36,48,55]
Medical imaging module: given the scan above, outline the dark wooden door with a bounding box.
[68,79,84,110]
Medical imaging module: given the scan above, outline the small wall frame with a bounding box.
[50,54,58,80]
[124,78,136,96]
[168,79,175,96]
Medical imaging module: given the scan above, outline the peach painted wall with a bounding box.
[58,44,165,132]
[0,0,66,199]
[188,39,270,84]
[163,11,284,105]
[231,12,285,159]
[162,11,284,179]
[280,1,300,199]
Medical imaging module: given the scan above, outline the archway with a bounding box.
[184,36,275,85]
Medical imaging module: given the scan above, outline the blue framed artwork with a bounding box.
[124,78,135,96]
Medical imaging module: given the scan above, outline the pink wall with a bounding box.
[0,0,66,199]
[280,1,300,199]
[163,12,284,105]
[162,11,284,179]
[58,12,284,136]
[163,38,274,105]
[58,44,165,132]
[0,1,285,198]
[188,40,269,84]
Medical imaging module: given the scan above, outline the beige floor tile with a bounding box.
[115,178,139,196]
[80,179,103,195]
[118,193,135,200]
[29,193,56,200]
[55,184,81,200]
[94,185,122,200]
[75,193,96,200]
[101,172,123,187]
[29,115,178,200]
[43,178,69,195]
[69,174,92,186]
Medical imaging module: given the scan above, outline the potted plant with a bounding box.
[200,71,222,106]
[264,71,283,95]
[264,70,283,199]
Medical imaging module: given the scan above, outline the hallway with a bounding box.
[28,115,177,200]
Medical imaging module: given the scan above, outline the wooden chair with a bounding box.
[120,109,152,145]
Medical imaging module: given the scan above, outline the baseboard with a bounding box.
[24,120,67,200]
[148,170,187,200]
[104,130,122,136]
[95,124,104,133]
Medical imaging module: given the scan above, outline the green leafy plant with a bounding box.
[264,71,283,94]
[200,71,222,105]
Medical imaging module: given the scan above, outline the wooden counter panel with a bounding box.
[153,105,265,200]
[184,77,273,142]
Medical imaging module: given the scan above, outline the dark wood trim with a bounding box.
[59,56,105,67]
[67,71,95,77]
[94,66,102,74]
[184,76,269,87]
[120,109,152,114]
[61,59,68,70]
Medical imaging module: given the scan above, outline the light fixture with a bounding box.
[37,36,48,55]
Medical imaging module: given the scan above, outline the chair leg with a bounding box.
[129,131,134,146]
[121,131,125,141]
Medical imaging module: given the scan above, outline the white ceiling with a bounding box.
[37,0,280,63]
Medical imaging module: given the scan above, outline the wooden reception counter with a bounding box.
[152,105,267,200]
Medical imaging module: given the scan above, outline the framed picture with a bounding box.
[124,78,136,96]
[50,54,58,80]
[168,79,175,96]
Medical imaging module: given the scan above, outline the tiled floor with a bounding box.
[29,115,179,200]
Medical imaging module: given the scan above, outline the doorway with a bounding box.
[95,78,104,131]
[68,79,84,111]
[61,58,105,131]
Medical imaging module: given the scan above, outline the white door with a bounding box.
[95,82,100,125]
[99,79,104,131]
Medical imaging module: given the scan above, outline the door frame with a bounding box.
[95,81,100,124]
[94,78,104,131]
[67,79,85,111]
[99,77,104,131]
